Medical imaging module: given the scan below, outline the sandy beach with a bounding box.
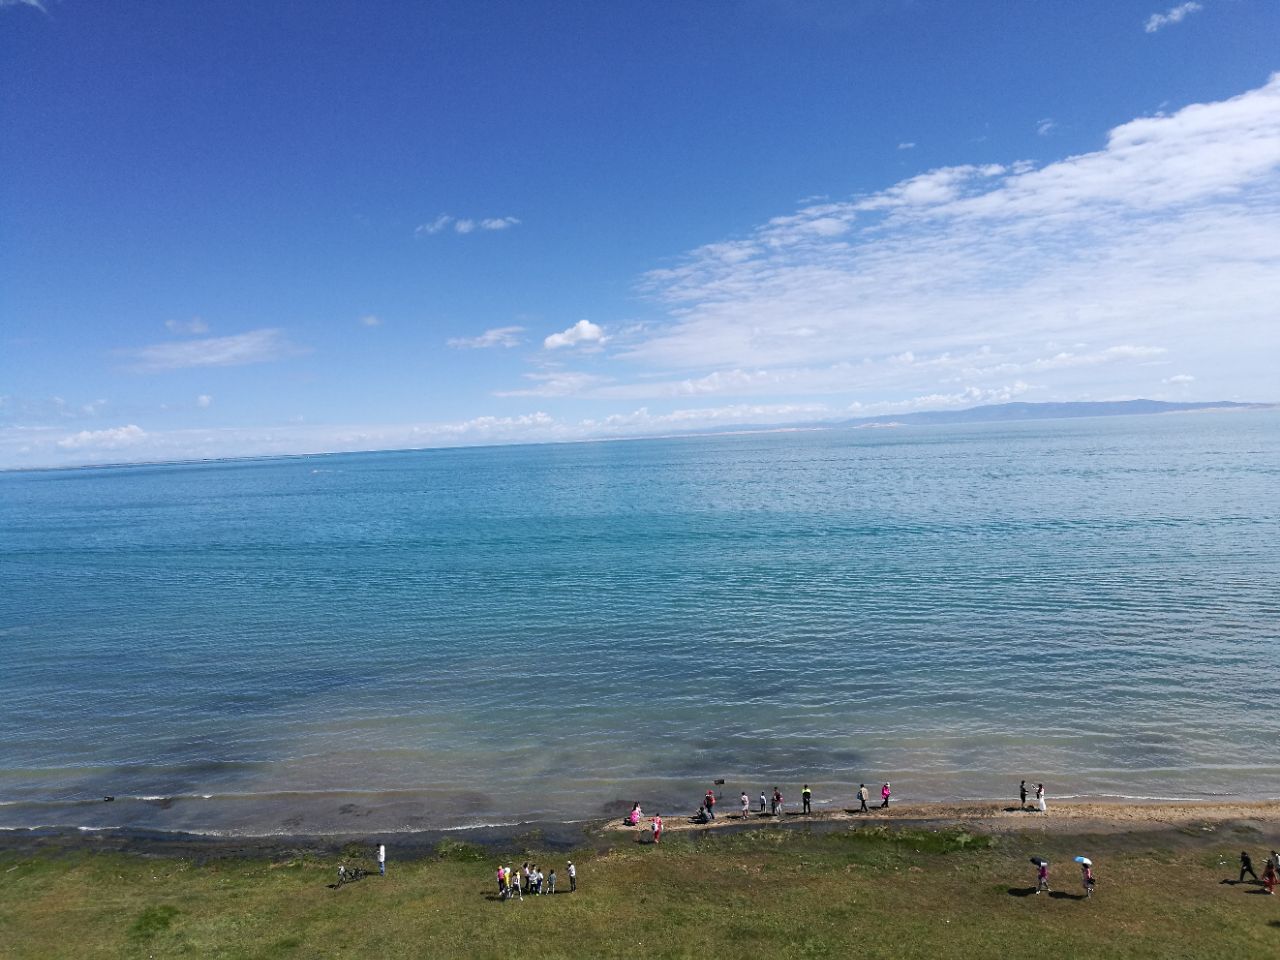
[604,798,1280,840]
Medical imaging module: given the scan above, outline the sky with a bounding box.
[2,0,1278,468]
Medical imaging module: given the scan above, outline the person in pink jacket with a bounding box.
[880,782,892,808]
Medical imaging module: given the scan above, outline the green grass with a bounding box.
[0,828,1275,959]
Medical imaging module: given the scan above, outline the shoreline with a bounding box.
[4,799,1275,861]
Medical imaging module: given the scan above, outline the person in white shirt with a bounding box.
[376,843,386,876]
[567,859,577,892]
[740,792,750,818]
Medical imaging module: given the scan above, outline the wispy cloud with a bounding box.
[127,328,297,370]
[495,371,612,397]
[0,0,51,13]
[415,214,521,236]
[359,314,382,327]
[1145,2,1203,33]
[544,319,606,350]
[165,317,210,335]
[56,424,146,451]
[1036,118,1056,137]
[622,75,1280,406]
[447,325,525,349]
[1163,373,1196,385]
[196,394,213,408]
[897,142,916,150]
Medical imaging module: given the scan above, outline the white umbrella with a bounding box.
[1074,856,1092,866]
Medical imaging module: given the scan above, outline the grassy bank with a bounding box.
[1,824,1276,959]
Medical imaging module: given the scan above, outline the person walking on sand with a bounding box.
[376,843,386,876]
[802,784,812,814]
[1239,850,1259,883]
[740,791,750,818]
[567,859,577,892]
[880,783,891,808]
[858,784,869,813]
[1020,780,1027,810]
[705,789,716,820]
[1036,860,1050,894]
[652,813,663,843]
[772,787,783,816]
[1035,783,1046,814]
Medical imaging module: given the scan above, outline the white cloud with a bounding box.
[56,424,147,451]
[495,371,612,397]
[624,76,1280,407]
[127,329,296,370]
[415,214,454,236]
[359,314,382,327]
[897,142,916,150]
[447,325,525,349]
[544,319,606,350]
[1036,118,1056,137]
[1145,2,1202,33]
[196,394,213,408]
[416,214,521,236]
[1163,373,1196,384]
[165,317,210,335]
[0,0,50,12]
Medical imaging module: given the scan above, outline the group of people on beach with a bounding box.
[1237,849,1279,894]
[496,860,577,900]
[625,781,901,834]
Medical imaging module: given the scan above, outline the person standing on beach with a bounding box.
[740,791,750,818]
[651,813,663,843]
[376,843,386,876]
[1036,783,1047,814]
[1239,850,1259,883]
[772,787,783,816]
[759,791,767,812]
[705,789,716,820]
[858,784,869,812]
[1020,780,1027,810]
[802,784,812,814]
[880,783,891,808]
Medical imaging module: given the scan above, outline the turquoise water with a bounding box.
[1,412,1278,836]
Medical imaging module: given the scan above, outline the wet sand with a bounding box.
[2,800,1275,864]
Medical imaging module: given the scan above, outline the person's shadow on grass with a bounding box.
[1007,887,1038,897]
[1049,891,1086,900]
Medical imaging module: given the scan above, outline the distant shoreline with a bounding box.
[3,398,1273,473]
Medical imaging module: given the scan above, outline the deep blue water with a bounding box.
[1,412,1278,835]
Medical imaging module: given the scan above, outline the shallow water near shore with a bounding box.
[2,412,1278,836]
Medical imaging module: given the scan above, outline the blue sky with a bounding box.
[2,0,1278,467]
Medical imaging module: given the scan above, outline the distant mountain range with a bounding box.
[834,399,1274,429]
